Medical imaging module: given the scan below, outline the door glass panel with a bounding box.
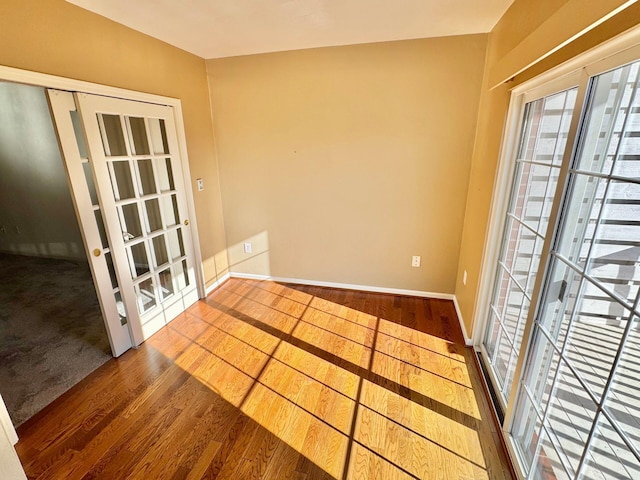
[156,158,175,192]
[95,209,108,249]
[557,174,607,268]
[584,180,640,308]
[145,199,163,233]
[501,277,527,343]
[83,161,99,205]
[158,268,174,299]
[522,330,561,411]
[509,223,537,287]
[603,317,640,459]
[115,290,127,325]
[537,257,582,344]
[493,328,512,385]
[119,203,143,239]
[148,118,169,154]
[483,87,578,402]
[485,309,501,357]
[519,162,556,233]
[110,160,136,200]
[137,159,156,195]
[152,235,169,267]
[105,252,118,289]
[127,117,150,155]
[579,414,640,480]
[70,110,88,159]
[167,228,185,260]
[160,194,179,226]
[176,259,190,290]
[544,362,598,477]
[526,237,545,295]
[530,428,572,480]
[512,386,543,470]
[563,285,630,400]
[182,260,190,287]
[99,114,127,156]
[577,62,639,177]
[137,278,156,312]
[129,242,150,277]
[501,217,518,268]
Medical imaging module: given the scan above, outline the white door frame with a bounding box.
[0,65,206,300]
[0,395,26,479]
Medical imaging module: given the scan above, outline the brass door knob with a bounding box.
[184,219,189,226]
[93,248,101,257]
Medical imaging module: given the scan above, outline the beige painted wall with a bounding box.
[207,35,487,293]
[0,0,228,287]
[455,0,640,334]
[0,83,85,260]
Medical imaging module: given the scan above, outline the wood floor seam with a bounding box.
[16,279,513,480]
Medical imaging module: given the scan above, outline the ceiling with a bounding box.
[67,0,515,59]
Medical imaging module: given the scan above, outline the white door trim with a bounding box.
[0,394,17,446]
[0,394,25,479]
[0,64,206,299]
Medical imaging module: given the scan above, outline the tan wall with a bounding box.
[207,35,487,293]
[0,0,228,287]
[455,0,640,334]
[0,83,85,260]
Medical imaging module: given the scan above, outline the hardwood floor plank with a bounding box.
[16,279,513,480]
[206,413,249,479]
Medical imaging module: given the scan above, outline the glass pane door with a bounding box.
[47,89,133,356]
[511,60,640,479]
[483,87,578,404]
[76,93,198,344]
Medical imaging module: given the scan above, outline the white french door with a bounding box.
[49,90,198,354]
[479,41,640,479]
[49,90,133,356]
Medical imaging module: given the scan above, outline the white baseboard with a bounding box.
[228,272,455,300]
[206,272,473,345]
[204,272,231,296]
[452,296,473,346]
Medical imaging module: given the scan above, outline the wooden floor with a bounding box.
[16,279,513,479]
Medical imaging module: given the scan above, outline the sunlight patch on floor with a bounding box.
[149,280,492,479]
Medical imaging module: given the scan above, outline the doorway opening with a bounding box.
[0,82,111,426]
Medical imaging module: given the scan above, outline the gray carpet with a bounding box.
[0,253,111,426]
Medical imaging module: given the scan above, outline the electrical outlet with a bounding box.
[243,242,252,254]
[196,178,204,191]
[411,255,421,267]
[463,270,468,286]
